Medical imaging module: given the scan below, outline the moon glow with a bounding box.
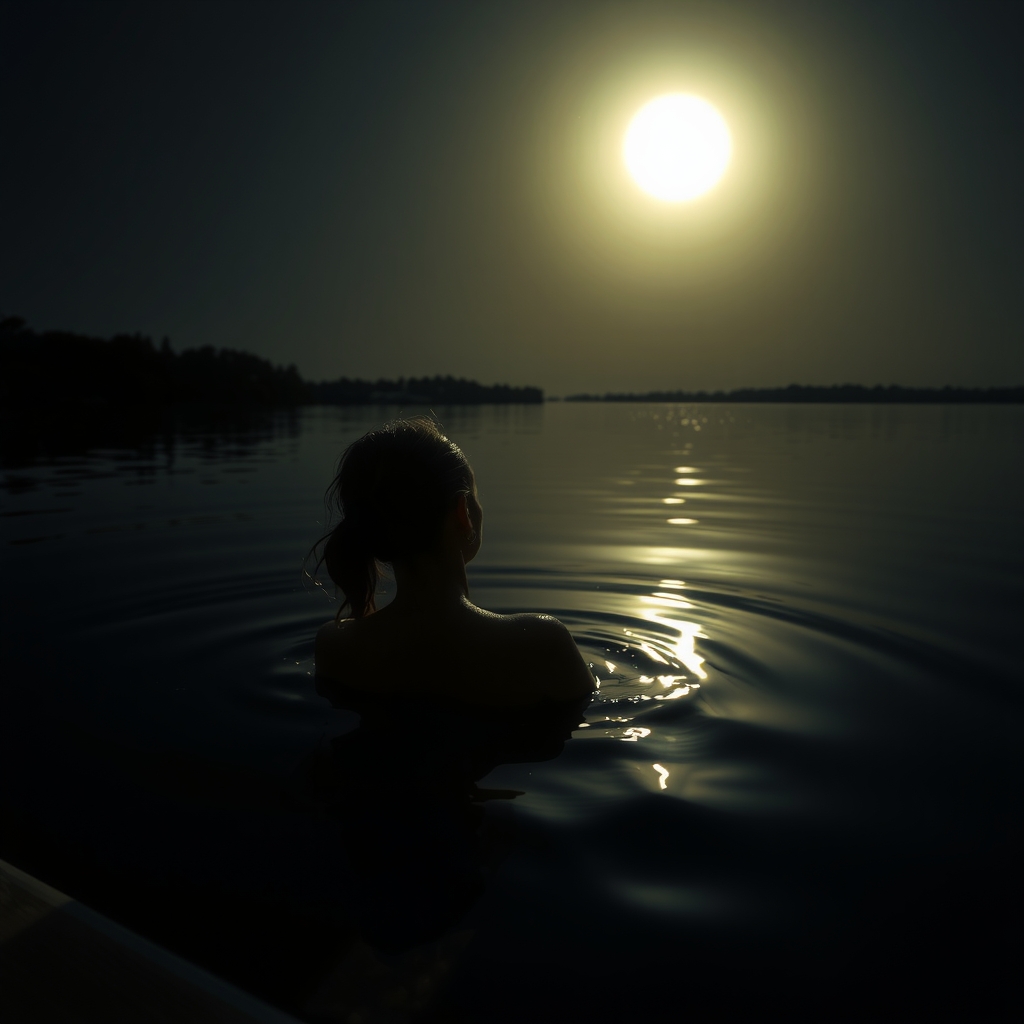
[624,94,732,202]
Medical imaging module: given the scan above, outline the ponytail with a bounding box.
[321,515,379,619]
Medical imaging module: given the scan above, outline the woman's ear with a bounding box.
[454,493,472,533]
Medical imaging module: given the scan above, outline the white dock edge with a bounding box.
[0,858,301,1023]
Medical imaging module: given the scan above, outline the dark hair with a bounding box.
[309,417,474,619]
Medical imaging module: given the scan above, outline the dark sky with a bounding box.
[2,0,1021,393]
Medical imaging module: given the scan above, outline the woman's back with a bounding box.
[316,599,593,708]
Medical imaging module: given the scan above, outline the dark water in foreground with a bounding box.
[1,403,1021,1022]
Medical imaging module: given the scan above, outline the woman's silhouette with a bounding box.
[312,418,594,707]
[302,419,592,1017]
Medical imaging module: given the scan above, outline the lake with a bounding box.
[1,402,1021,1023]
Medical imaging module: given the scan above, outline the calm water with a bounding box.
[1,403,1021,1022]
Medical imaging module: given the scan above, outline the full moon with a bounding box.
[624,94,731,202]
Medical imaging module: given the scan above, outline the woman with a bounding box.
[313,418,594,708]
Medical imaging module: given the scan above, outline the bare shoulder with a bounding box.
[493,611,595,701]
[503,611,573,643]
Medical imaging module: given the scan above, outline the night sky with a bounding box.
[2,0,1021,394]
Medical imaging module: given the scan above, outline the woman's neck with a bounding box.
[389,547,470,614]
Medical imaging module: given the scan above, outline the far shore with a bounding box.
[556,384,1023,404]
[3,319,1019,408]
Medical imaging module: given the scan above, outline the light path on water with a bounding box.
[1,401,1020,1021]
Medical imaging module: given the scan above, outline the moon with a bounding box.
[624,94,732,202]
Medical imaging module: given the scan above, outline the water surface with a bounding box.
[2,402,1020,1022]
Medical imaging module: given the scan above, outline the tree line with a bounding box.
[563,383,1024,404]
[0,318,543,407]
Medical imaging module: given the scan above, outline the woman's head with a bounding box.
[314,417,479,617]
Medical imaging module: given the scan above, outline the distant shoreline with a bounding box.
[2,319,1019,407]
[559,384,1024,404]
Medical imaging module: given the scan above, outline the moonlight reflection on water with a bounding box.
[0,401,1020,1022]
